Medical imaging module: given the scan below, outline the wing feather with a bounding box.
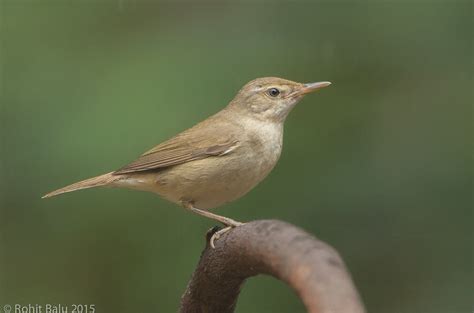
[113,133,239,175]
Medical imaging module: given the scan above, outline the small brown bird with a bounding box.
[43,77,331,247]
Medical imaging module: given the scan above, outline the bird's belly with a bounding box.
[161,153,277,209]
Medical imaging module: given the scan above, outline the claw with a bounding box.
[210,226,232,248]
[209,223,243,248]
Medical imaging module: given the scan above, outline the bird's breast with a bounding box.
[242,120,283,173]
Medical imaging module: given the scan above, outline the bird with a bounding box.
[43,77,331,247]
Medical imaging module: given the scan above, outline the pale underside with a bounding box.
[112,110,284,209]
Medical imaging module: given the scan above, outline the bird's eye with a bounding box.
[267,88,280,97]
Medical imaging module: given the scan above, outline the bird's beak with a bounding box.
[298,81,332,95]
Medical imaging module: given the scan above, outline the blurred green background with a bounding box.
[0,1,471,313]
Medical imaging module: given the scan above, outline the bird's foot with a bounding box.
[210,222,244,249]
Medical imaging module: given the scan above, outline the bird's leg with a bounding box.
[182,202,243,248]
[183,202,243,227]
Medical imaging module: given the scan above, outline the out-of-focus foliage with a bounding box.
[0,1,471,313]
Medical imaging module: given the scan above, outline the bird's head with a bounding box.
[228,77,331,122]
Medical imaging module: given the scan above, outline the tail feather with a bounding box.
[42,172,120,199]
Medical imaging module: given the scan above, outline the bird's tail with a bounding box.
[42,172,121,199]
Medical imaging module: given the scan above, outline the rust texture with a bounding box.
[179,220,366,313]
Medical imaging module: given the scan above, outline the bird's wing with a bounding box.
[113,130,239,175]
